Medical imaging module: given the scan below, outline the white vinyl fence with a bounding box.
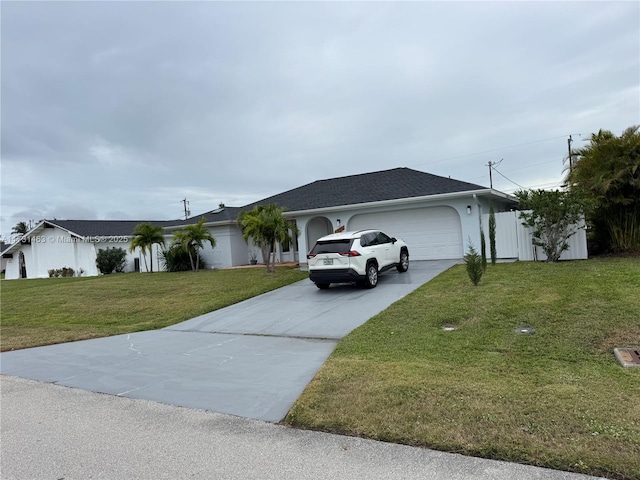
[481,211,588,261]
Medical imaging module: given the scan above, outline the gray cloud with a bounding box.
[1,1,638,238]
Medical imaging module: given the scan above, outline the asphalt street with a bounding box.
[1,376,604,480]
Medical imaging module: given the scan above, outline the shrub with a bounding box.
[515,189,586,262]
[96,247,127,274]
[159,243,206,272]
[47,267,77,278]
[464,241,484,286]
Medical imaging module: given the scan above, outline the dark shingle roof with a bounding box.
[243,167,487,212]
[26,168,489,240]
[46,220,177,237]
[179,206,243,225]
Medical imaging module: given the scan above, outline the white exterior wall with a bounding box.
[481,211,588,261]
[228,224,250,266]
[198,225,234,269]
[161,224,243,270]
[3,228,98,279]
[292,195,505,266]
[3,244,31,279]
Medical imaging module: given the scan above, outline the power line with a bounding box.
[491,166,527,190]
[409,133,582,169]
[466,157,560,183]
[502,180,564,193]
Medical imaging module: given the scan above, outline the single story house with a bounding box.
[2,167,541,279]
[1,220,177,279]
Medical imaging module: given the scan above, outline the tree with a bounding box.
[11,221,29,236]
[489,204,497,265]
[464,241,484,286]
[172,218,215,272]
[566,126,640,253]
[129,223,165,273]
[96,247,127,274]
[516,189,586,262]
[237,204,299,273]
[480,229,487,271]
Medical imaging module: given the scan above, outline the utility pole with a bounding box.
[487,162,494,189]
[486,159,502,189]
[182,198,190,220]
[567,135,573,173]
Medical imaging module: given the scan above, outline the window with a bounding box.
[360,233,375,247]
[375,232,392,244]
[310,240,354,254]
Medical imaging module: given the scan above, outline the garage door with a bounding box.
[348,206,463,260]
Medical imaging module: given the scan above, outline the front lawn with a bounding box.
[285,258,640,480]
[1,266,308,351]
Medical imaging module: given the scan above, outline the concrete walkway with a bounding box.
[1,376,603,480]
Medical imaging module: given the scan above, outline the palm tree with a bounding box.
[11,221,29,237]
[566,126,640,252]
[129,223,166,273]
[173,218,215,272]
[237,204,299,273]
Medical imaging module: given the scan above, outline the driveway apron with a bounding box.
[1,260,457,422]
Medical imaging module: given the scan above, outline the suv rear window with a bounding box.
[310,239,354,254]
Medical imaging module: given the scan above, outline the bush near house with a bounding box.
[96,247,127,274]
[48,267,78,278]
[159,242,206,272]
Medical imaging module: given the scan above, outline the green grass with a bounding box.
[1,266,308,351]
[285,258,640,480]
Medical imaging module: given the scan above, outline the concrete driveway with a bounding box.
[1,260,457,422]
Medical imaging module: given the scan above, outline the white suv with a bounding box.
[307,229,409,289]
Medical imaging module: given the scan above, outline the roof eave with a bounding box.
[283,189,516,217]
[163,219,238,231]
[2,220,48,255]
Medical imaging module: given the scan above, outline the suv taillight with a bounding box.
[306,253,316,259]
[339,251,361,257]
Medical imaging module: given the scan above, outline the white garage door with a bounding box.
[348,206,463,260]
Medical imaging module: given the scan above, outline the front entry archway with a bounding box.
[305,217,333,252]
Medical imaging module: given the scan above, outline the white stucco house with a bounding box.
[1,220,174,279]
[3,167,584,280]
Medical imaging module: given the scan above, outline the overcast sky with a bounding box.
[1,1,638,239]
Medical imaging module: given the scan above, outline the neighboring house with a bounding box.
[1,220,174,279]
[2,167,583,280]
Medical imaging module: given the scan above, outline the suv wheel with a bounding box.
[397,250,409,273]
[364,262,378,288]
[315,283,330,290]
